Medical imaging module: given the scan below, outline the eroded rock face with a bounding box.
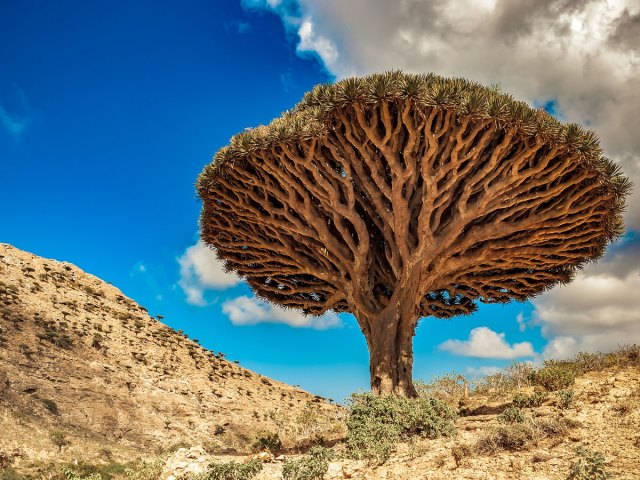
[0,244,344,464]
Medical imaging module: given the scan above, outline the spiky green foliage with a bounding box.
[197,72,630,240]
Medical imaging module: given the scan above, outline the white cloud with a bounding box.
[177,240,241,306]
[297,17,338,67]
[246,0,640,362]
[250,0,640,229]
[466,365,502,378]
[222,295,342,329]
[516,312,526,332]
[439,326,535,359]
[533,239,640,359]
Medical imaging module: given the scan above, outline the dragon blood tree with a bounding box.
[197,72,629,397]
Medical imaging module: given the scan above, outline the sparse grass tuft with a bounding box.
[477,415,576,454]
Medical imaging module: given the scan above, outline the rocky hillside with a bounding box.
[161,355,640,480]
[0,244,343,466]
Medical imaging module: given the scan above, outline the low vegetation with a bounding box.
[567,447,611,480]
[477,415,577,454]
[194,459,262,480]
[251,431,282,454]
[281,446,334,480]
[346,392,457,463]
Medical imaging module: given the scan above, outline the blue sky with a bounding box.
[2,0,638,402]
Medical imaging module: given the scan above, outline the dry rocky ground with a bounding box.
[1,243,639,479]
[0,244,343,470]
[162,363,639,479]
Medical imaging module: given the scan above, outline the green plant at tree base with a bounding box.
[346,393,457,463]
[567,447,611,480]
[281,446,334,480]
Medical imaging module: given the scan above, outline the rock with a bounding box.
[274,454,286,462]
[342,463,357,478]
[249,451,275,463]
[161,446,211,480]
[326,462,343,478]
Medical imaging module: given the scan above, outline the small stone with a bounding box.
[326,462,343,478]
[342,464,357,478]
[274,454,286,462]
[250,451,275,463]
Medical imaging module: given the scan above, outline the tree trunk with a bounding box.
[363,308,418,398]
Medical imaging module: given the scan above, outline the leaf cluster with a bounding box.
[281,446,334,480]
[345,392,457,463]
[197,72,630,236]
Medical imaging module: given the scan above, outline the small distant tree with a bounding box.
[197,72,629,397]
[50,430,70,452]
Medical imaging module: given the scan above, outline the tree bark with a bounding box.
[363,308,419,398]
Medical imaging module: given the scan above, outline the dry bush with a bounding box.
[473,362,536,399]
[477,415,576,454]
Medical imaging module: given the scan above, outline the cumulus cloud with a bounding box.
[466,365,503,378]
[245,0,640,360]
[222,295,342,329]
[439,326,535,359]
[177,240,241,305]
[533,238,640,359]
[249,0,640,229]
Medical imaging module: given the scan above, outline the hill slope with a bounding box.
[0,244,343,465]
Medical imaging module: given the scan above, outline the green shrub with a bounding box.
[346,393,457,463]
[512,390,548,408]
[124,459,164,480]
[281,446,334,480]
[0,468,29,480]
[61,467,102,480]
[197,459,262,480]
[567,447,611,480]
[41,398,60,415]
[532,365,575,391]
[58,462,128,480]
[557,389,575,410]
[498,406,526,424]
[251,431,282,454]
